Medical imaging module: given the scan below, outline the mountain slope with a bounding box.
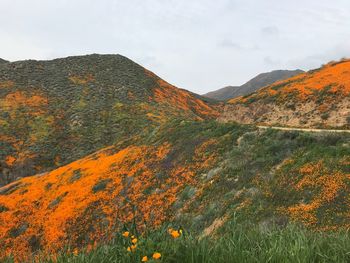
[0,59,8,64]
[0,54,218,186]
[219,59,350,128]
[1,55,349,262]
[203,85,240,101]
[0,120,349,261]
[203,69,304,101]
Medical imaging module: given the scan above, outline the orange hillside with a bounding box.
[0,138,218,261]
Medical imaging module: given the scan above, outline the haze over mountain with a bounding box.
[203,69,304,101]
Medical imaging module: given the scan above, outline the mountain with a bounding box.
[0,59,8,64]
[219,60,350,128]
[203,69,304,101]
[0,54,218,186]
[0,55,349,261]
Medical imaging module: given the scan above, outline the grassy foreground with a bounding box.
[6,222,349,263]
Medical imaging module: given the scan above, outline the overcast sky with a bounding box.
[1,0,350,94]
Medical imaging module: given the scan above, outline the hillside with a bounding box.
[203,69,304,101]
[0,59,8,64]
[0,55,349,262]
[219,60,350,128]
[0,54,218,186]
[0,120,349,261]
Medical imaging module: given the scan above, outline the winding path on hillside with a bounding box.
[257,126,350,133]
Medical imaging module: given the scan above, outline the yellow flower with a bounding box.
[168,228,173,234]
[152,252,161,259]
[122,231,130,237]
[132,238,138,244]
[131,235,135,239]
[127,246,131,252]
[131,244,137,250]
[170,230,180,239]
[73,248,79,256]
[179,229,183,234]
[141,256,148,262]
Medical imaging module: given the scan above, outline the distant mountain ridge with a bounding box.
[203,69,304,101]
[0,58,8,64]
[219,59,350,128]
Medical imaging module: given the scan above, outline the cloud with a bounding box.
[136,55,163,69]
[0,0,350,93]
[219,39,260,51]
[286,42,350,69]
[264,56,281,66]
[0,30,52,61]
[261,26,280,38]
[219,39,243,49]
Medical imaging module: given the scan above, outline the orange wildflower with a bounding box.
[153,252,161,259]
[170,230,180,239]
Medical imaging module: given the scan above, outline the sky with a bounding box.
[1,0,350,94]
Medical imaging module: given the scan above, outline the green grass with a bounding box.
[2,122,349,262]
[7,222,349,263]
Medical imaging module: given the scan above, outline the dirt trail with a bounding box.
[257,126,350,133]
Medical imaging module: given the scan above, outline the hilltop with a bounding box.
[203,69,304,101]
[0,54,218,186]
[219,60,350,128]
